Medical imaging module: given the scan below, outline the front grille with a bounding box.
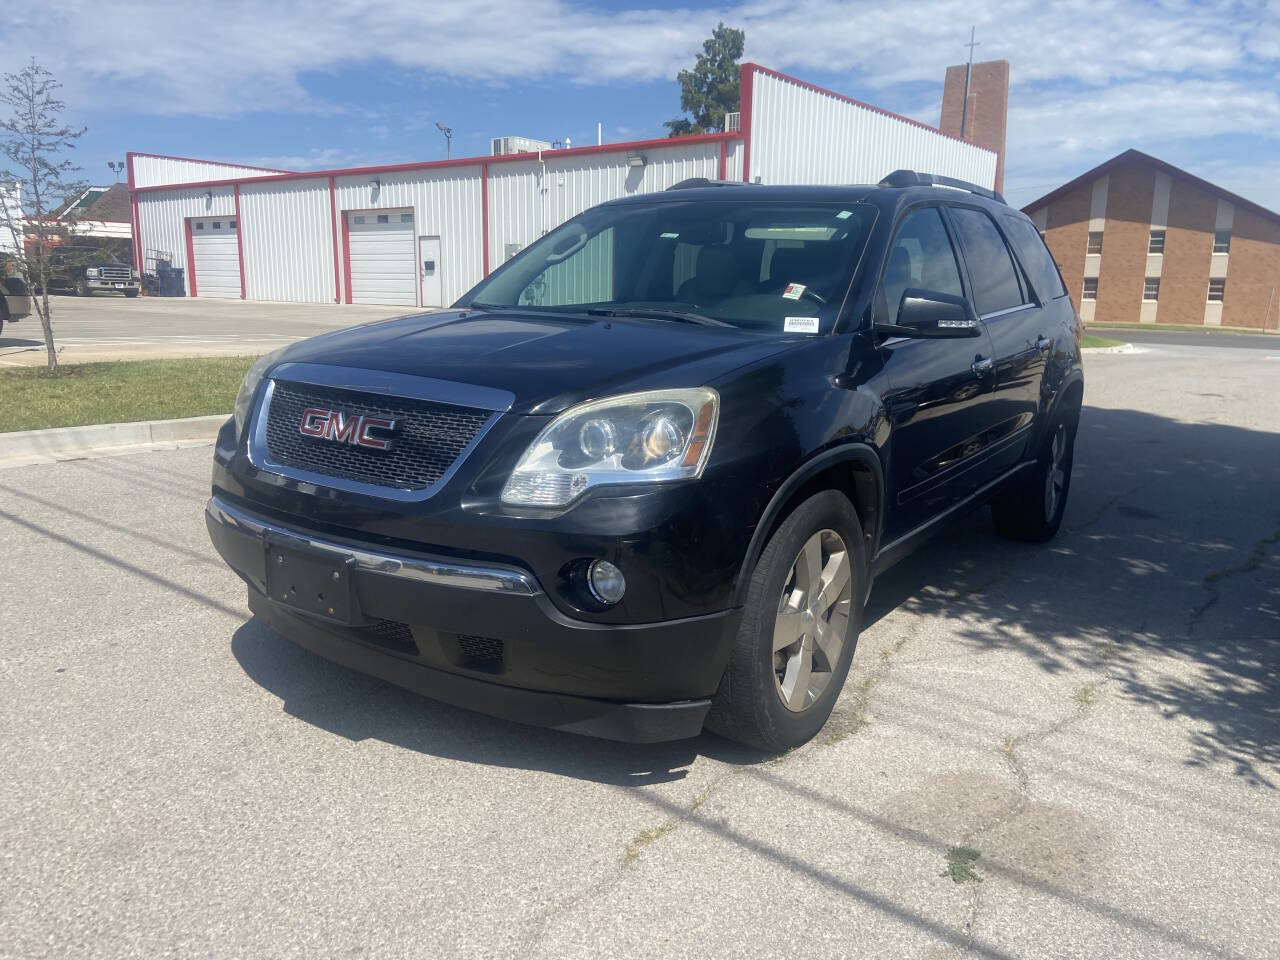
[264,380,492,491]
[99,265,132,281]
[359,619,417,654]
[457,634,505,672]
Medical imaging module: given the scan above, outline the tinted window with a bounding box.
[1002,215,1066,299]
[949,207,1025,315]
[880,207,964,321]
[467,201,875,333]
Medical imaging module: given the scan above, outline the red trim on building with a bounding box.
[328,176,341,303]
[740,63,755,183]
[131,131,741,195]
[480,161,490,277]
[718,140,727,180]
[340,212,352,305]
[126,152,142,270]
[740,63,994,154]
[183,219,197,297]
[233,185,247,300]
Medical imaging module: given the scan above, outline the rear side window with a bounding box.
[1002,215,1067,300]
[880,206,965,320]
[948,207,1026,316]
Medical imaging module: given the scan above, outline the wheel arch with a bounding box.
[732,443,884,606]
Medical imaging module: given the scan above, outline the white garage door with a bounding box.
[190,218,242,299]
[348,210,416,306]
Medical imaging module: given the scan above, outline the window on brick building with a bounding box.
[1082,278,1098,300]
[1148,230,1165,254]
[1143,278,1160,301]
[1208,279,1226,302]
[1086,231,1103,255]
[1213,230,1231,253]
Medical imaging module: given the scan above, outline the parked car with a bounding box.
[206,172,1084,750]
[1,257,31,337]
[44,245,140,297]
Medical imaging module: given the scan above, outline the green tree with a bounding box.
[664,24,745,137]
[0,58,86,373]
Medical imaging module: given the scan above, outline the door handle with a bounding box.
[971,356,995,376]
[1035,335,1052,354]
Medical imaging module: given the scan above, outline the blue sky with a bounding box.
[6,0,1280,210]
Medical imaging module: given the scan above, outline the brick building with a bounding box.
[939,59,1010,193]
[1023,150,1280,330]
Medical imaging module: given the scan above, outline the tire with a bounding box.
[124,290,139,298]
[706,490,866,752]
[991,406,1079,543]
[76,280,90,297]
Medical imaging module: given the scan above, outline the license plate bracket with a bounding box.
[264,539,357,624]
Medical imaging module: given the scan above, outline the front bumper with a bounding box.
[207,495,740,742]
[87,279,139,292]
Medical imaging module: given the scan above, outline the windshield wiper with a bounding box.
[586,307,732,328]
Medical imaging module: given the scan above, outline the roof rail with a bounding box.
[666,177,753,191]
[878,169,1005,205]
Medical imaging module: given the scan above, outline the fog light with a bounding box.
[587,560,626,605]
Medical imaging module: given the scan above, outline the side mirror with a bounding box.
[877,288,981,339]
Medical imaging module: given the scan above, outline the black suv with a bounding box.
[207,172,1083,751]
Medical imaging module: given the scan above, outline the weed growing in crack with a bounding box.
[942,846,983,883]
[623,822,676,864]
[1072,683,1101,707]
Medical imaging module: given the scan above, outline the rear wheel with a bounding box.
[991,407,1078,542]
[706,490,865,751]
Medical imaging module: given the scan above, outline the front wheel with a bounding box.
[124,289,139,298]
[706,490,865,751]
[76,280,90,297]
[991,409,1078,542]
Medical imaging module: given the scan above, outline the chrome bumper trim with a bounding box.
[206,495,541,596]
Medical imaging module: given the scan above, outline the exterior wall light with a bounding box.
[627,155,647,168]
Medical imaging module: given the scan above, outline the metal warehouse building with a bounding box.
[127,64,997,308]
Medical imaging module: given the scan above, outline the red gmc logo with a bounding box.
[299,408,398,451]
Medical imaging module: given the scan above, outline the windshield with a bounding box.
[463,199,875,334]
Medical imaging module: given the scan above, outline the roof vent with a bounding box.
[490,136,555,156]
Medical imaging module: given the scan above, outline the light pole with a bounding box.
[107,160,125,180]
[435,122,453,160]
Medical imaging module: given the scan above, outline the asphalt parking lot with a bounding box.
[1,343,1277,958]
[0,296,405,366]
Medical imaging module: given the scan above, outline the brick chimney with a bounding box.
[939,59,1009,193]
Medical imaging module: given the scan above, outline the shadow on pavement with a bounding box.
[866,404,1280,788]
[230,617,764,786]
[223,404,1278,786]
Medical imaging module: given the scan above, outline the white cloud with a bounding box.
[6,0,1279,206]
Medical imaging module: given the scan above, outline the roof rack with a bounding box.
[878,170,1005,205]
[666,177,754,191]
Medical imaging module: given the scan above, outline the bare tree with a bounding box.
[0,58,86,373]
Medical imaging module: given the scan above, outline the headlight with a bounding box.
[131,269,140,279]
[501,388,719,507]
[233,346,289,436]
[86,267,100,277]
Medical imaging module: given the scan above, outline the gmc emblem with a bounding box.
[299,408,398,451]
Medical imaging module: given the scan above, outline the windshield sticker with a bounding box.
[784,316,820,334]
[835,210,853,219]
[659,232,680,239]
[782,283,806,300]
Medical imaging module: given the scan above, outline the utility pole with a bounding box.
[435,122,453,160]
[960,26,979,139]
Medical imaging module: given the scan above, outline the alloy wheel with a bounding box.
[1044,423,1068,521]
[773,529,852,712]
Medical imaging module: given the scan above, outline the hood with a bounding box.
[279,309,798,414]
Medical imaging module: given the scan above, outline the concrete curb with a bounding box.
[1082,342,1142,355]
[0,413,227,467]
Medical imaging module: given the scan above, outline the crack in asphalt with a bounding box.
[951,637,1117,954]
[1186,525,1280,637]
